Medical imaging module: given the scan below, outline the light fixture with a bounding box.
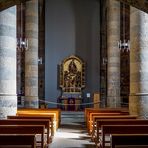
[17,3,28,52]
[38,57,43,65]
[118,40,130,52]
[103,57,108,65]
[118,4,130,52]
[17,37,28,52]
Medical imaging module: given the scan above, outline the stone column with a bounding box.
[0,6,17,118]
[129,7,148,118]
[107,0,121,107]
[25,0,39,108]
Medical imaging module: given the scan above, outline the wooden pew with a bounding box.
[17,108,61,128]
[95,119,148,146]
[0,125,45,148]
[111,134,148,148]
[17,112,58,131]
[0,134,36,148]
[88,112,129,134]
[92,115,137,142]
[85,108,129,129]
[8,115,55,136]
[85,108,129,123]
[0,119,51,144]
[101,125,148,148]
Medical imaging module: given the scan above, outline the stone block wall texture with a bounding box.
[130,7,148,118]
[25,0,39,108]
[0,6,17,118]
[107,0,121,108]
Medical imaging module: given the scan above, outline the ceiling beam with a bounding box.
[0,0,30,11]
[116,0,148,13]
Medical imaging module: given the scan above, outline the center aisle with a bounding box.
[49,111,96,148]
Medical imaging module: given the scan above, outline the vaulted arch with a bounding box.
[0,0,30,11]
[116,0,148,13]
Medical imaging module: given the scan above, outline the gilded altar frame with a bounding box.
[59,55,85,96]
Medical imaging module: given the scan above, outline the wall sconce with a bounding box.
[118,40,130,52]
[38,57,43,65]
[103,57,107,65]
[17,37,28,52]
[86,93,91,98]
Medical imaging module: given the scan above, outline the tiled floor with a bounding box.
[49,112,96,148]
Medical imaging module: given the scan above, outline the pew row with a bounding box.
[95,119,148,145]
[0,134,36,148]
[101,125,148,148]
[0,119,52,144]
[91,116,138,142]
[111,134,148,148]
[7,115,55,136]
[88,113,130,134]
[17,108,61,129]
[85,108,129,123]
[0,125,45,148]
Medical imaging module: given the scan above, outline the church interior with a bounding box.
[0,0,148,147]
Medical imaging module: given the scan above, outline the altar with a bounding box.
[58,55,85,111]
[60,97,82,111]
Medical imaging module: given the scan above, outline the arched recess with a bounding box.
[0,0,30,11]
[116,0,148,13]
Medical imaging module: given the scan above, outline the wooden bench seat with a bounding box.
[88,113,130,134]
[16,112,58,131]
[85,108,129,123]
[91,115,138,142]
[0,134,36,148]
[17,108,61,128]
[111,134,148,148]
[101,125,148,148]
[8,114,55,135]
[0,125,45,148]
[0,119,51,144]
[92,115,138,144]
[94,119,148,145]
[85,108,129,133]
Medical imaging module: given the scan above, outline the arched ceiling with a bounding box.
[0,0,148,13]
[116,0,148,13]
[0,0,30,11]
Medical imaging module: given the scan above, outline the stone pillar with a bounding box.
[25,0,39,108]
[0,6,17,118]
[129,7,148,118]
[107,0,121,107]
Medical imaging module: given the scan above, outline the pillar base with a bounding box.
[24,96,39,108]
[0,95,17,119]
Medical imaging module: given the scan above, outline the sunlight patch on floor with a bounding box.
[55,131,81,139]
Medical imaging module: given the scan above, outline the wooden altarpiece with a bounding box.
[59,55,85,111]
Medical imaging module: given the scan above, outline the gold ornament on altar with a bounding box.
[59,55,85,93]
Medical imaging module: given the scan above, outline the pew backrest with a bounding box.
[111,134,148,148]
[0,125,45,148]
[17,108,61,127]
[101,125,148,148]
[0,134,36,148]
[0,119,51,144]
[7,115,55,135]
[96,119,148,145]
[85,108,129,122]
